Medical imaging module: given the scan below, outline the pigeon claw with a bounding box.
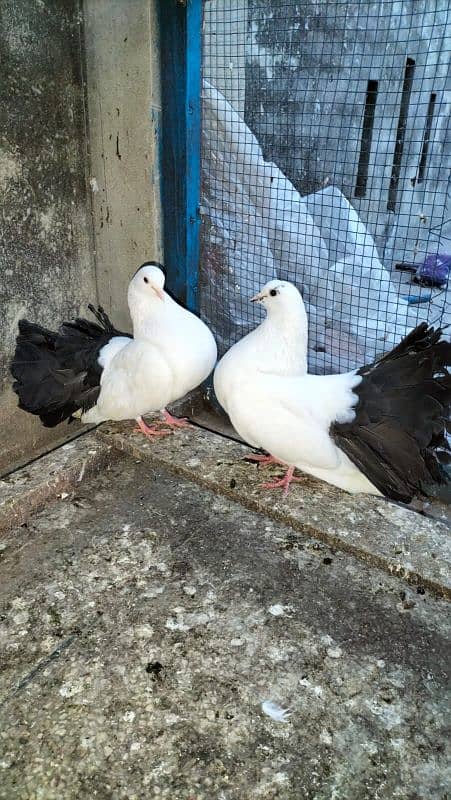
[133,425,171,438]
[261,465,305,497]
[244,452,280,466]
[161,410,192,429]
[134,416,172,438]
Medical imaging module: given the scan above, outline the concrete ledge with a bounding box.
[99,422,451,599]
[0,433,114,536]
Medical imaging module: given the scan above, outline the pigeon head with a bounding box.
[129,262,166,301]
[127,262,168,328]
[250,280,304,316]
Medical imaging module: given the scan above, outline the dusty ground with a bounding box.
[0,450,450,800]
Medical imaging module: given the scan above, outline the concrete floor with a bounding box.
[0,450,450,799]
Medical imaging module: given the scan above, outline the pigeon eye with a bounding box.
[143,277,149,284]
[270,288,278,297]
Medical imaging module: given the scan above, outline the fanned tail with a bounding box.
[332,323,451,502]
[10,306,129,427]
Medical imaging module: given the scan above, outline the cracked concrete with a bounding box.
[0,433,450,799]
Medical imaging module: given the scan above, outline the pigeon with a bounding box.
[11,262,217,437]
[214,279,451,502]
[217,279,309,469]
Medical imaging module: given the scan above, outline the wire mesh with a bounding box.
[199,0,451,374]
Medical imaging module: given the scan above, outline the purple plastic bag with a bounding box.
[415,254,451,287]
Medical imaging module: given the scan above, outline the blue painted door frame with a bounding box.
[158,0,202,312]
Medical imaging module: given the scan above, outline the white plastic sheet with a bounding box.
[200,82,425,372]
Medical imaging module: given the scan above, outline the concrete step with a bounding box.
[100,422,451,599]
[0,444,449,799]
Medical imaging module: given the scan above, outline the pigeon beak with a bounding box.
[153,287,165,301]
[250,292,262,303]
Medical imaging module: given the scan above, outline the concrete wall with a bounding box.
[0,0,97,473]
[84,0,162,332]
[0,0,162,474]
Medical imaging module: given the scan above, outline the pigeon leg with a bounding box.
[261,465,305,497]
[134,416,172,438]
[245,452,280,466]
[160,409,191,428]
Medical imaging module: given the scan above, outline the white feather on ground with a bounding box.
[261,701,292,722]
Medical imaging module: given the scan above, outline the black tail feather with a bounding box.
[87,304,116,332]
[333,324,451,503]
[10,306,129,427]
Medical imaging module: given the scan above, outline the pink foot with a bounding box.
[134,416,172,438]
[161,409,191,429]
[245,452,280,467]
[261,465,305,497]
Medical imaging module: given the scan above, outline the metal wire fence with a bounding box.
[199,0,450,374]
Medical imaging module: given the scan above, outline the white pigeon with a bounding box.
[11,262,217,438]
[214,279,451,502]
[216,279,309,469]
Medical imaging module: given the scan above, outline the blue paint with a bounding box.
[401,293,433,305]
[185,0,202,312]
[158,0,202,312]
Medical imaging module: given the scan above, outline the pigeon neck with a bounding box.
[129,292,177,337]
[265,302,308,335]
[259,303,309,374]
